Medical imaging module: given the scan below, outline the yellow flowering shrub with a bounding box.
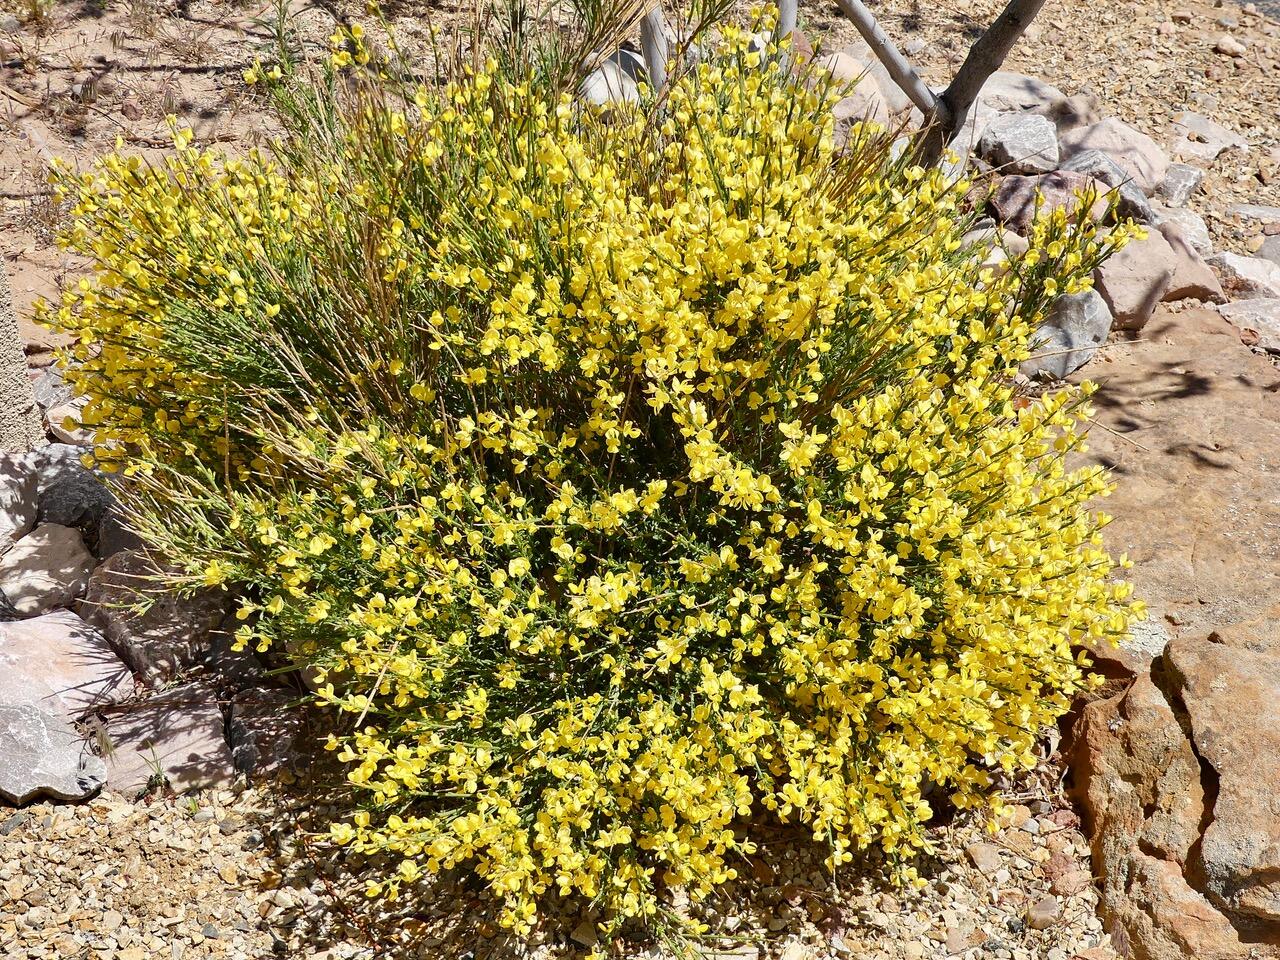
[43,17,1143,937]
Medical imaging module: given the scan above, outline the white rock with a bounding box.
[0,452,37,556]
[978,112,1059,174]
[1230,203,1280,225]
[1206,251,1280,299]
[0,611,129,804]
[1218,299,1280,353]
[46,399,94,445]
[1170,111,1247,163]
[1157,163,1205,206]
[579,59,638,107]
[1059,118,1170,195]
[0,702,107,805]
[1153,203,1213,255]
[1214,33,1247,56]
[0,523,96,615]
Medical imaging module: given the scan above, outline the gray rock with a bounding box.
[1206,251,1280,299]
[77,550,233,684]
[0,523,96,615]
[1153,203,1213,255]
[228,687,308,777]
[1259,235,1280,268]
[1021,290,1113,380]
[1058,149,1155,223]
[33,443,118,552]
[1231,203,1280,225]
[580,57,639,107]
[31,365,73,411]
[0,611,129,803]
[0,452,37,556]
[1157,163,1205,207]
[976,71,1066,113]
[1170,111,1247,163]
[0,702,107,804]
[977,112,1059,174]
[1218,299,1280,353]
[1059,117,1170,195]
[94,505,145,560]
[38,466,115,548]
[102,682,237,794]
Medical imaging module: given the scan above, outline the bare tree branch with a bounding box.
[830,0,939,120]
[831,0,1048,164]
[775,0,797,45]
[939,0,1048,133]
[639,6,671,93]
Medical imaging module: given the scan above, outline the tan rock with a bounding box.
[1165,637,1280,923]
[1159,222,1227,303]
[1093,228,1176,330]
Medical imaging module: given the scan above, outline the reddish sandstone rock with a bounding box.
[990,170,1107,233]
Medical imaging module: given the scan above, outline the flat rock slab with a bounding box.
[1073,307,1280,636]
[0,610,132,717]
[0,611,129,804]
[0,702,106,804]
[104,683,236,794]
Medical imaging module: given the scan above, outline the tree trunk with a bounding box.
[0,262,43,452]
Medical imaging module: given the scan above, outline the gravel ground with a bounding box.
[1,757,1116,960]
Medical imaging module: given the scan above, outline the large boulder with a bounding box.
[1259,235,1280,268]
[1071,615,1280,957]
[1021,289,1113,381]
[77,549,234,684]
[977,112,1059,173]
[1072,307,1280,636]
[1093,228,1176,330]
[1059,117,1170,195]
[0,452,37,555]
[0,523,96,615]
[0,611,130,804]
